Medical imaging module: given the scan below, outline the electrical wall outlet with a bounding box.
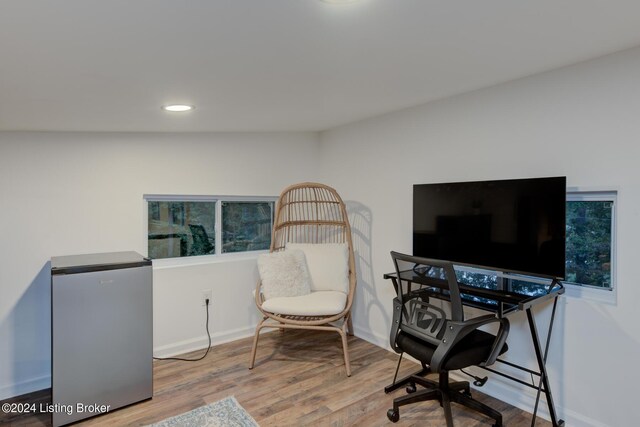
[201,290,212,306]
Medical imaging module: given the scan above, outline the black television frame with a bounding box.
[413,176,566,280]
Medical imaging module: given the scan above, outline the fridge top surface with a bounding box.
[51,251,151,275]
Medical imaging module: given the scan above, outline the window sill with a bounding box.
[563,282,616,305]
[151,250,268,270]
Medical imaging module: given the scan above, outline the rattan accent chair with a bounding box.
[248,182,357,376]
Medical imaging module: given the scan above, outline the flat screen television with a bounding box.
[413,176,566,279]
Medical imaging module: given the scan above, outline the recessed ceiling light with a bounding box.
[161,104,195,112]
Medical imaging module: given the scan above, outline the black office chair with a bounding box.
[387,251,510,427]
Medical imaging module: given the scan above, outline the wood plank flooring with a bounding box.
[0,330,550,426]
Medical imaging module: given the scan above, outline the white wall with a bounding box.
[319,46,640,426]
[3,47,640,425]
[0,131,320,400]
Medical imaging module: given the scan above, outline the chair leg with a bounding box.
[412,375,439,390]
[346,314,354,336]
[338,325,351,377]
[442,393,454,427]
[248,317,267,369]
[449,380,471,396]
[388,387,440,422]
[449,390,503,426]
[413,375,463,402]
[416,376,468,394]
[389,369,501,425]
[385,362,430,393]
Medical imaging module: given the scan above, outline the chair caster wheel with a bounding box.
[406,382,417,394]
[387,408,399,423]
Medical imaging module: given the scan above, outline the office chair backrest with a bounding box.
[390,252,464,347]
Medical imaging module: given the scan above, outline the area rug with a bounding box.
[147,396,259,427]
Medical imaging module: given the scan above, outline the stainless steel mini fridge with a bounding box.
[51,251,153,426]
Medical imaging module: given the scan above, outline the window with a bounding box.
[145,196,276,260]
[222,201,273,253]
[147,200,216,259]
[565,191,616,290]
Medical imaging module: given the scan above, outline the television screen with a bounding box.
[413,176,566,278]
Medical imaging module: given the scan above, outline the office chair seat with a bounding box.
[397,328,508,371]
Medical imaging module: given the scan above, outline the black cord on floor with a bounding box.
[153,299,212,362]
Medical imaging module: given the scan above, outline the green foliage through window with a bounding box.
[565,200,613,288]
[222,202,273,253]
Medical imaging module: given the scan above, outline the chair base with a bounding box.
[248,316,352,377]
[387,372,502,427]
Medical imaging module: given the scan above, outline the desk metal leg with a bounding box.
[526,297,564,427]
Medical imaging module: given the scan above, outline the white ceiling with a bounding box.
[2,0,640,132]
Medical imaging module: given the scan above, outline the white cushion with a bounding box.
[257,249,312,300]
[285,243,350,293]
[261,291,347,316]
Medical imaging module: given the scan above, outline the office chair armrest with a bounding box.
[481,317,510,367]
[389,297,403,353]
[431,314,505,372]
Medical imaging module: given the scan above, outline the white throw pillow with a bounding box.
[285,243,350,293]
[257,249,312,300]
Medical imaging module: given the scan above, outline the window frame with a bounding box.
[563,187,617,304]
[143,194,277,266]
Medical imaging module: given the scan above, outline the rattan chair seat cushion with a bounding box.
[261,290,347,317]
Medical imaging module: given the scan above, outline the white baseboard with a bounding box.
[470,373,610,427]
[153,325,256,358]
[0,375,51,401]
[352,322,389,348]
[558,407,610,427]
[450,370,555,422]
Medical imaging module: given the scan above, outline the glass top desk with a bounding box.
[384,266,565,426]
